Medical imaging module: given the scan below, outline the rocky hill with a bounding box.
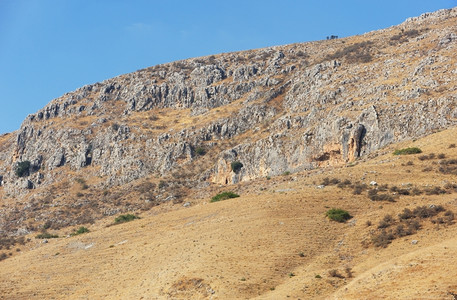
[2,111,457,299]
[0,7,457,237]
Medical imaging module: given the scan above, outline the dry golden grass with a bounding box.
[0,133,14,153]
[1,126,457,299]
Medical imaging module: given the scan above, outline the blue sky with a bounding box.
[1,0,456,134]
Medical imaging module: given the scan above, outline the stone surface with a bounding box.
[0,7,457,234]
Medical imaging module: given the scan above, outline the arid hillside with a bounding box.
[1,125,457,299]
[0,6,457,299]
[0,8,457,237]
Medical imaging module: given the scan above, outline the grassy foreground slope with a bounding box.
[1,127,457,299]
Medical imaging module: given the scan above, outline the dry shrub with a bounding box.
[378,214,394,229]
[326,41,374,63]
[372,229,395,248]
[328,269,345,278]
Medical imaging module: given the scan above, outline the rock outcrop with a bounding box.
[1,7,457,234]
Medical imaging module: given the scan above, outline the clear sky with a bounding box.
[1,0,456,133]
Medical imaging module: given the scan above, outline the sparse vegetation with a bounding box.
[377,214,394,229]
[43,221,52,230]
[295,50,309,58]
[328,269,345,278]
[111,123,120,131]
[195,146,206,156]
[15,161,31,177]
[321,177,340,186]
[0,236,26,250]
[438,159,457,175]
[1,18,457,299]
[231,161,243,173]
[352,183,367,195]
[210,191,240,203]
[75,178,89,190]
[326,208,352,223]
[35,232,59,239]
[393,147,422,155]
[71,226,90,236]
[424,186,447,195]
[158,180,167,189]
[337,179,352,188]
[114,214,140,224]
[390,29,421,44]
[398,208,414,220]
[372,229,395,248]
[368,189,395,202]
[326,41,374,63]
[411,188,422,196]
[444,210,455,224]
[389,186,410,195]
[372,205,451,248]
[418,153,435,160]
[412,205,444,219]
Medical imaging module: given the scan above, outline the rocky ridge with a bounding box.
[0,7,456,234]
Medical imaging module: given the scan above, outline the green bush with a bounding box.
[114,214,140,224]
[195,146,206,156]
[36,232,59,239]
[393,147,422,155]
[210,191,240,203]
[71,226,90,236]
[15,161,31,177]
[230,161,243,173]
[326,208,352,223]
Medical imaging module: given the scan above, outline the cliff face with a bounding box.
[0,8,456,234]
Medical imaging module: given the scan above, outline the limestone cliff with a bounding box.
[0,7,456,234]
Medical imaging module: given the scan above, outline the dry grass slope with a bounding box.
[1,126,457,299]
